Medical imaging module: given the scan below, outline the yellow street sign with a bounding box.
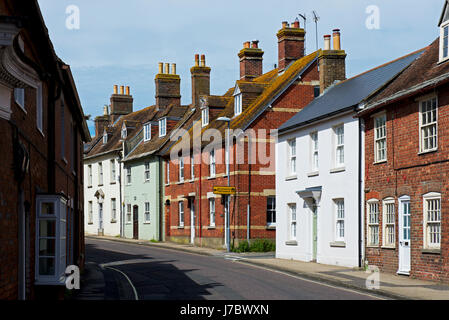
[213,186,236,195]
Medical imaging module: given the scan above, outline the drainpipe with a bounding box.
[247,137,252,243]
[358,117,364,268]
[158,156,163,241]
[119,150,123,237]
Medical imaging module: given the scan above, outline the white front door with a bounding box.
[190,198,195,244]
[398,196,411,275]
[98,203,104,232]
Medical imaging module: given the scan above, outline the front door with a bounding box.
[98,203,103,234]
[312,205,318,261]
[133,205,139,239]
[398,197,411,275]
[190,198,195,244]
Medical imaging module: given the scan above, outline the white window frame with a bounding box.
[209,198,215,227]
[14,87,25,112]
[374,113,387,163]
[202,107,209,127]
[179,157,184,182]
[423,192,441,249]
[288,203,297,241]
[288,139,296,175]
[234,86,243,116]
[88,201,93,224]
[419,96,438,153]
[126,166,132,185]
[144,123,151,142]
[310,132,319,172]
[166,161,170,184]
[191,154,195,180]
[36,83,43,133]
[111,198,117,222]
[98,162,103,186]
[334,125,344,168]
[209,149,216,178]
[179,201,184,227]
[103,131,108,144]
[367,199,380,246]
[267,196,276,227]
[110,159,116,184]
[440,21,449,62]
[126,204,132,223]
[144,202,151,223]
[334,199,345,242]
[159,118,167,137]
[121,125,127,139]
[35,195,67,285]
[87,164,92,187]
[382,198,396,247]
[144,162,150,182]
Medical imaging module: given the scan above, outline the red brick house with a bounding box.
[162,20,320,249]
[0,0,90,299]
[358,3,449,281]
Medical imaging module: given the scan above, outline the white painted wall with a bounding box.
[276,112,361,268]
[84,153,124,237]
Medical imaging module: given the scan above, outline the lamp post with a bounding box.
[217,117,231,252]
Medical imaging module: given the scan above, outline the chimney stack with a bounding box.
[110,84,133,123]
[277,20,305,72]
[318,29,347,94]
[191,54,211,106]
[238,40,264,81]
[155,61,181,110]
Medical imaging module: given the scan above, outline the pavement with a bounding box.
[75,234,449,300]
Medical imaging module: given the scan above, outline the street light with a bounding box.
[217,116,231,252]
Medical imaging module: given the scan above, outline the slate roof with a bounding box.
[359,38,449,115]
[278,48,426,134]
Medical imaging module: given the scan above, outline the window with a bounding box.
[335,199,345,241]
[110,159,116,183]
[35,195,67,285]
[88,201,93,224]
[36,83,43,132]
[374,114,386,162]
[288,204,297,240]
[179,158,184,182]
[103,132,108,144]
[191,154,195,180]
[209,149,216,178]
[121,125,127,139]
[98,162,103,186]
[234,85,243,116]
[266,197,276,226]
[14,88,25,110]
[111,198,117,222]
[367,200,379,246]
[314,86,320,98]
[419,97,438,153]
[209,198,215,227]
[159,118,167,137]
[311,132,318,171]
[334,125,344,167]
[440,23,449,61]
[423,193,441,249]
[144,123,151,141]
[383,199,395,247]
[127,204,132,223]
[202,107,209,127]
[126,166,132,185]
[144,162,150,181]
[166,161,170,184]
[179,201,184,227]
[144,202,150,223]
[288,139,296,175]
[87,165,92,187]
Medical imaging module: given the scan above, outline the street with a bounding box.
[83,238,381,300]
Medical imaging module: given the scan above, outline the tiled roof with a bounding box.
[279,48,426,133]
[360,38,448,114]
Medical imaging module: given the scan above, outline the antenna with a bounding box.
[312,10,320,51]
[298,14,306,54]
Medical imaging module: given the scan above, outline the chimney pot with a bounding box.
[324,35,331,50]
[251,40,259,49]
[126,86,130,95]
[164,63,170,74]
[158,62,163,74]
[282,21,289,28]
[113,85,118,94]
[171,63,176,75]
[200,55,205,67]
[120,86,124,95]
[292,20,300,28]
[195,54,199,67]
[333,29,341,50]
[243,41,250,49]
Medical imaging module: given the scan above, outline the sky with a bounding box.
[37,0,444,137]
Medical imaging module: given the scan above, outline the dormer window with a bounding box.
[159,118,167,137]
[103,131,108,144]
[439,2,449,62]
[144,123,151,141]
[202,107,209,127]
[233,86,242,116]
[121,124,127,139]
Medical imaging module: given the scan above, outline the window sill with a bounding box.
[381,246,396,250]
[88,186,92,189]
[330,167,345,174]
[418,149,438,156]
[285,175,297,181]
[330,241,346,248]
[266,224,276,230]
[373,160,387,165]
[98,184,103,187]
[111,220,117,224]
[421,248,441,254]
[88,222,93,225]
[176,181,184,185]
[143,222,151,225]
[366,245,380,248]
[144,180,150,183]
[189,179,195,183]
[37,127,45,138]
[207,226,216,230]
[207,176,216,180]
[177,226,185,229]
[307,171,319,177]
[285,240,298,246]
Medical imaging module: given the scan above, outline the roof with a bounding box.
[359,38,449,115]
[278,48,425,133]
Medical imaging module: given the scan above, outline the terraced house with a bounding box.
[357,2,449,281]
[163,20,320,249]
[0,0,90,299]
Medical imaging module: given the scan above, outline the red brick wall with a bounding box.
[363,84,449,282]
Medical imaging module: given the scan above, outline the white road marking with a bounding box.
[102,265,139,300]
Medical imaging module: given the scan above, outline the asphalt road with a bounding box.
[85,238,381,300]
